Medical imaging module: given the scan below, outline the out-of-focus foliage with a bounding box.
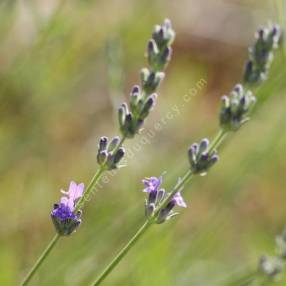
[1,1,286,285]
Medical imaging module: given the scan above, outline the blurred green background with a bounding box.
[1,0,286,285]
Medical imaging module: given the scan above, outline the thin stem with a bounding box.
[20,234,60,286]
[75,167,105,211]
[21,135,127,285]
[89,172,193,286]
[90,220,152,286]
[224,272,257,286]
[209,129,227,152]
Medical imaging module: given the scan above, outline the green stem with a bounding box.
[90,130,228,285]
[90,220,152,286]
[20,234,60,286]
[209,129,227,152]
[224,272,257,286]
[89,172,193,286]
[75,167,105,211]
[21,135,127,285]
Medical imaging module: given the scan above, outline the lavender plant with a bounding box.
[20,19,175,286]
[226,228,286,286]
[88,24,283,286]
[244,24,282,84]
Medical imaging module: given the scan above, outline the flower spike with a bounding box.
[244,24,282,85]
[51,181,84,236]
[118,19,175,138]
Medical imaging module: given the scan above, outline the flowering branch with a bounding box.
[89,23,283,286]
[89,128,227,286]
[20,19,175,286]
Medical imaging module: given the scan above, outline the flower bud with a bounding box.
[152,18,175,50]
[118,104,127,131]
[220,84,256,131]
[188,139,219,175]
[259,255,284,280]
[113,147,125,166]
[159,46,172,69]
[97,150,108,165]
[140,94,156,119]
[98,136,108,152]
[147,39,159,68]
[108,136,120,152]
[141,69,165,94]
[148,190,157,205]
[145,203,155,218]
[96,137,125,170]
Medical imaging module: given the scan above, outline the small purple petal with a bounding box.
[173,192,187,208]
[69,181,78,193]
[200,152,209,161]
[59,181,85,211]
[61,181,84,200]
[75,183,84,200]
[142,176,162,192]
[51,203,78,221]
[60,196,69,206]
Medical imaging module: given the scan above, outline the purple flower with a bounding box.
[172,192,187,208]
[156,191,187,224]
[51,181,84,236]
[142,175,187,223]
[52,204,78,221]
[142,176,162,193]
[60,181,84,212]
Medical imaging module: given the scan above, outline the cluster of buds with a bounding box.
[118,86,157,137]
[188,139,219,176]
[96,136,125,170]
[244,24,282,84]
[119,19,175,138]
[51,182,84,236]
[143,18,174,92]
[258,228,286,280]
[258,256,284,281]
[219,84,256,131]
[142,176,186,224]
